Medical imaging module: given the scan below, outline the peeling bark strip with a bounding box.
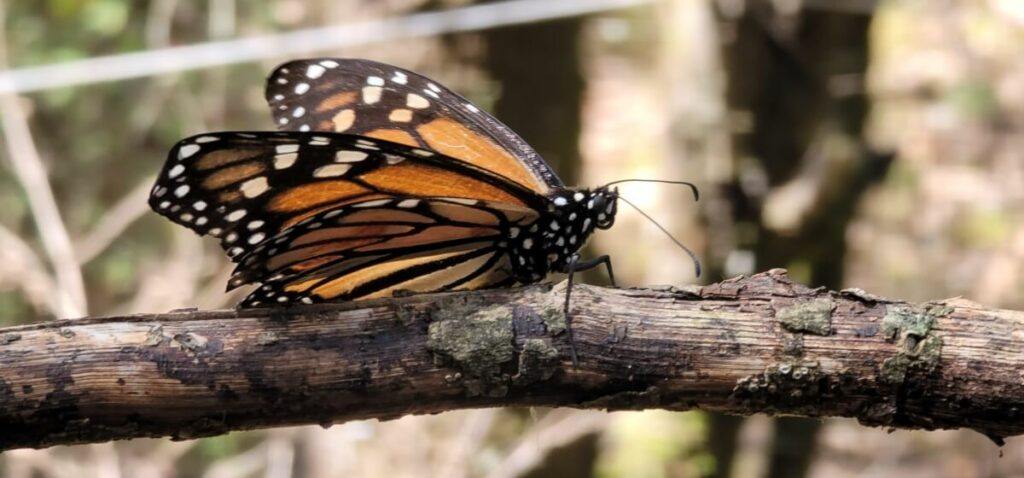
[1,269,1023,451]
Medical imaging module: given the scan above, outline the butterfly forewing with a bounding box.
[148,132,543,263]
[265,58,562,195]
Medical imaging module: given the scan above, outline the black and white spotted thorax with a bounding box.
[504,186,618,283]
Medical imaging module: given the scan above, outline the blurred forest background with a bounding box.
[1,0,1023,476]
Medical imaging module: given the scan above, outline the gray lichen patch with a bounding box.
[512,338,559,385]
[775,298,835,336]
[144,325,167,347]
[0,333,21,345]
[427,303,515,398]
[535,296,567,337]
[879,305,944,384]
[882,306,934,341]
[173,332,210,354]
[256,331,281,346]
[732,361,832,415]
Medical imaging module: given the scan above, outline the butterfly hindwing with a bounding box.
[148,131,543,262]
[234,196,532,306]
[265,58,562,195]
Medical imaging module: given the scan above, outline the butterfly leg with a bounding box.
[562,254,616,367]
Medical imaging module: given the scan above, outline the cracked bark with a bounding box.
[1,269,1021,451]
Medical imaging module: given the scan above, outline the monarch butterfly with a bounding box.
[149,59,699,355]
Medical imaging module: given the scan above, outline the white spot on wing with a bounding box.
[274,153,297,169]
[240,176,269,198]
[226,209,247,222]
[168,164,185,178]
[367,76,385,86]
[391,71,408,84]
[292,106,306,118]
[276,144,299,154]
[306,64,326,79]
[313,164,352,178]
[335,150,367,163]
[179,144,200,159]
[195,136,219,143]
[294,83,310,94]
[406,93,429,109]
[174,185,190,197]
[354,199,391,208]
[362,86,382,104]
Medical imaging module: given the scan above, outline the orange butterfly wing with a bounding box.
[233,196,533,306]
[265,58,562,195]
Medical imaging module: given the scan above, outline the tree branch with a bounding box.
[1,269,1021,451]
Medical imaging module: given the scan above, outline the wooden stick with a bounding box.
[1,269,1020,451]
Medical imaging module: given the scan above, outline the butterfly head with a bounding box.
[588,186,618,230]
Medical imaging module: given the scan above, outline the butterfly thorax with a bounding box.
[505,186,618,283]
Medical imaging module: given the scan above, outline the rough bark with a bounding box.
[1,269,1021,451]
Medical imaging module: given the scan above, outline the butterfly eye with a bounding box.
[591,194,607,212]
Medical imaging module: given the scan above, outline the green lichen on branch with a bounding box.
[879,305,944,384]
[512,338,559,385]
[427,300,515,398]
[775,298,835,336]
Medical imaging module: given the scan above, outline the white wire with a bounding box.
[0,0,653,94]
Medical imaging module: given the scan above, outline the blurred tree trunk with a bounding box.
[480,8,584,185]
[521,432,600,478]
[715,1,890,477]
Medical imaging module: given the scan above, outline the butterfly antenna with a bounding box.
[616,195,702,278]
[603,179,700,201]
